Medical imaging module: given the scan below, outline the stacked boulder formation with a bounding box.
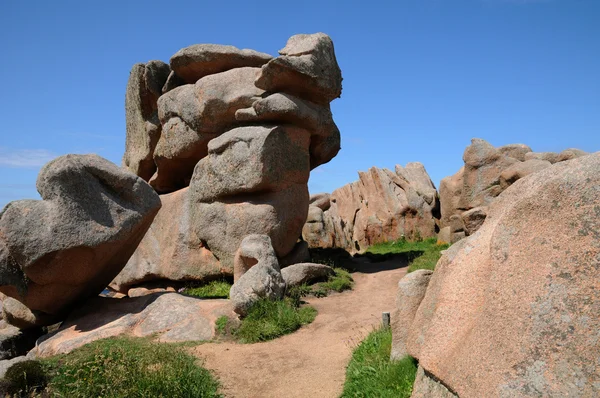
[113,33,343,293]
[438,138,589,243]
[302,163,440,253]
[0,155,161,328]
[392,152,600,397]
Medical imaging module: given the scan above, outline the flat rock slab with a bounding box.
[32,293,233,358]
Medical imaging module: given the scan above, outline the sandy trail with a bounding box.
[191,257,407,398]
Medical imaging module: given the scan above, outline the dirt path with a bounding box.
[191,258,407,398]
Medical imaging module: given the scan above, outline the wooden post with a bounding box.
[382,312,390,328]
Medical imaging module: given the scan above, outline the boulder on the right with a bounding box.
[438,138,588,242]
[405,152,600,397]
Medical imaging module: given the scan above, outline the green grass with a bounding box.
[38,336,222,398]
[231,298,317,343]
[184,280,232,299]
[342,327,418,398]
[367,237,449,273]
[287,267,355,299]
[320,267,354,292]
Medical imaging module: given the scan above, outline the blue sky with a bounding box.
[0,0,598,208]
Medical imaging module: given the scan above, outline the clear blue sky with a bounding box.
[1,0,598,209]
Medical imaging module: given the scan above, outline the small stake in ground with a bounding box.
[382,312,390,327]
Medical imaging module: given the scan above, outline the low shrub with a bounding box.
[342,326,418,397]
[2,360,49,396]
[41,336,221,397]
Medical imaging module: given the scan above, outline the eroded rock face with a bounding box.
[116,33,342,289]
[438,138,587,240]
[230,235,286,316]
[0,155,161,327]
[407,153,600,397]
[302,163,439,253]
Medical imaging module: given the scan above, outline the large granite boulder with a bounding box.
[115,33,342,290]
[302,162,439,253]
[406,153,600,397]
[230,235,286,316]
[438,138,586,240]
[0,155,161,327]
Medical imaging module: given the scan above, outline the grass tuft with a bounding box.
[184,280,232,299]
[41,336,221,397]
[233,298,317,344]
[367,237,449,273]
[342,327,418,398]
[320,267,354,293]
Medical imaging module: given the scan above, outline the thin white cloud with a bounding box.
[0,148,58,168]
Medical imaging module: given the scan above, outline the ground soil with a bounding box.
[190,255,408,398]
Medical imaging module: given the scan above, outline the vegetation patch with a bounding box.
[183,279,232,299]
[217,298,317,344]
[367,237,449,273]
[34,336,222,398]
[342,326,418,398]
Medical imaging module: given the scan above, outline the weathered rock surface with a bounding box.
[230,235,286,316]
[281,263,333,288]
[439,138,589,240]
[390,270,432,361]
[110,188,225,293]
[255,33,342,105]
[303,163,439,253]
[170,44,272,84]
[407,153,600,397]
[123,61,171,181]
[0,155,161,327]
[31,293,233,358]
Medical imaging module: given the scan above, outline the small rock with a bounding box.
[281,263,334,288]
[230,235,286,317]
